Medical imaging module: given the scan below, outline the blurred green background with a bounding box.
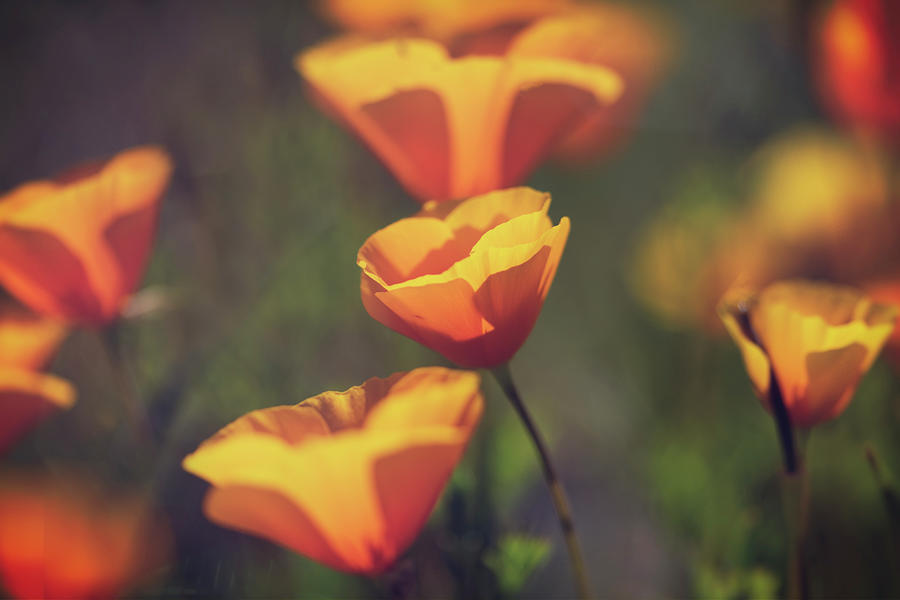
[1,0,898,598]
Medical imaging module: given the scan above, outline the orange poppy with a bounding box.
[814,0,900,143]
[0,368,74,453]
[0,147,173,326]
[183,367,483,574]
[0,475,170,600]
[321,0,569,40]
[358,187,568,368]
[483,4,672,163]
[297,37,621,202]
[719,280,897,428]
[0,298,67,371]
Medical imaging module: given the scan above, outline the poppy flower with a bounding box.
[0,368,75,454]
[183,367,483,574]
[814,0,900,143]
[495,4,672,162]
[719,280,897,428]
[321,0,569,40]
[358,187,568,368]
[0,475,170,600]
[0,298,67,371]
[0,146,173,326]
[297,37,621,202]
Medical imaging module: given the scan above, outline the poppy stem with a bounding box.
[490,363,592,600]
[780,437,810,600]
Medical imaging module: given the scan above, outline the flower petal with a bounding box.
[0,368,75,453]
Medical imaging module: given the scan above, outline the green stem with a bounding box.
[780,433,810,600]
[490,364,592,600]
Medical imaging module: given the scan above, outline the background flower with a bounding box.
[297,37,621,202]
[0,147,172,326]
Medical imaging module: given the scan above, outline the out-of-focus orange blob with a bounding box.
[358,187,568,367]
[183,367,483,574]
[0,298,67,371]
[0,368,74,454]
[865,279,900,367]
[297,37,621,202]
[719,280,897,428]
[814,0,900,143]
[321,0,569,40]
[0,475,170,600]
[0,147,172,326]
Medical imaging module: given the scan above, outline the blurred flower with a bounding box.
[297,36,621,202]
[499,4,672,163]
[719,280,896,428]
[0,147,173,326]
[814,0,900,144]
[183,367,483,574]
[745,128,887,247]
[632,128,895,333]
[0,474,170,600]
[0,297,67,370]
[0,368,74,454]
[320,0,569,40]
[358,187,568,367]
[865,279,900,367]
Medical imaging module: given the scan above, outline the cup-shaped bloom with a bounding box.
[0,368,74,454]
[0,147,172,326]
[0,475,170,600]
[719,280,897,427]
[183,367,483,574]
[297,37,621,202]
[358,187,569,368]
[814,0,900,142]
[0,298,67,370]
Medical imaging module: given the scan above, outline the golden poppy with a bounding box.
[297,37,621,202]
[719,280,897,428]
[0,368,74,453]
[814,0,900,142]
[0,298,67,370]
[183,367,483,574]
[321,0,569,40]
[499,4,671,162]
[358,187,568,368]
[0,147,173,326]
[0,475,170,600]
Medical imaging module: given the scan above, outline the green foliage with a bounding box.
[484,535,553,597]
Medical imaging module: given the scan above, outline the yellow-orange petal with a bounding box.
[720,280,897,427]
[297,38,621,202]
[718,295,772,400]
[359,188,568,367]
[0,147,172,325]
[0,298,67,370]
[183,367,483,574]
[503,4,672,162]
[0,369,75,454]
[0,475,170,600]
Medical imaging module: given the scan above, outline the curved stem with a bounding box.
[490,364,592,600]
